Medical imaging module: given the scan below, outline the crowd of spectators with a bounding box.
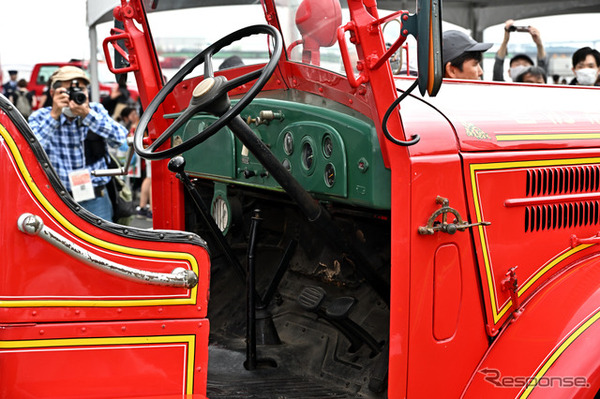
[441,20,600,86]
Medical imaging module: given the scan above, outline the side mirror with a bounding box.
[414,0,442,96]
[339,0,442,94]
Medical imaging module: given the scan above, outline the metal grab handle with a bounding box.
[17,213,198,289]
[102,30,138,74]
[337,22,368,88]
[92,136,136,177]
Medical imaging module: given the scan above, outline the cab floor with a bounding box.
[207,346,352,398]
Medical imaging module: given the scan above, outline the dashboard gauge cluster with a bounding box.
[275,122,347,197]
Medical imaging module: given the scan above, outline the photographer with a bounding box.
[29,66,128,220]
[493,19,548,82]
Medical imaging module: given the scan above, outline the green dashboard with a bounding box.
[169,94,391,210]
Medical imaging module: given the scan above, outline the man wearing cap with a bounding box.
[442,30,492,80]
[29,66,128,221]
[493,20,547,82]
[2,70,19,98]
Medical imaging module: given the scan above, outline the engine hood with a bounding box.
[396,78,600,153]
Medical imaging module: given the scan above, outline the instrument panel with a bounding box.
[172,96,391,210]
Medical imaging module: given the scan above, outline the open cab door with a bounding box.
[0,96,210,397]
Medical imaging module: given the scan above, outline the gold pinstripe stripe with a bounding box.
[0,335,196,393]
[519,308,600,398]
[0,122,199,307]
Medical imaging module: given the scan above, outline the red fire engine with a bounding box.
[2,0,600,398]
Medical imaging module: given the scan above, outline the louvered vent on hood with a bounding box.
[526,166,600,196]
[525,166,600,232]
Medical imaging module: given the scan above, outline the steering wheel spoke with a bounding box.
[146,107,198,153]
[133,24,282,160]
[203,52,215,79]
[222,69,263,92]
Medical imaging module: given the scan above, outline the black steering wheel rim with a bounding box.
[134,24,282,160]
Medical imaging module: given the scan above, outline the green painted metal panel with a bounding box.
[169,92,391,209]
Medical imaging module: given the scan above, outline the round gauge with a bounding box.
[301,141,314,171]
[323,135,333,158]
[211,196,229,233]
[324,163,335,187]
[184,120,206,137]
[283,131,294,155]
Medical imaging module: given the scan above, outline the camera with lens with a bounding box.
[67,80,87,105]
[507,25,530,32]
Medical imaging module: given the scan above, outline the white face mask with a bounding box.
[575,68,598,86]
[62,107,76,118]
[510,65,529,81]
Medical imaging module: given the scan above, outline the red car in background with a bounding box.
[27,59,138,109]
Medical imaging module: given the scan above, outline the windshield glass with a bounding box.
[277,0,412,76]
[143,3,269,80]
[137,1,408,80]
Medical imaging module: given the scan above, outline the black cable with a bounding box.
[381,78,420,146]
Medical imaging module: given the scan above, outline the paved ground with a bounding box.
[125,214,153,229]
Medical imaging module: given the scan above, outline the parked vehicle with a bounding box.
[2,0,600,398]
[27,60,138,109]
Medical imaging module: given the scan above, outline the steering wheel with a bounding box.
[134,24,282,160]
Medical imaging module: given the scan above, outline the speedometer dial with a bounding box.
[301,141,314,170]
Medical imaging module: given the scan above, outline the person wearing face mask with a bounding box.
[493,20,547,82]
[569,47,600,86]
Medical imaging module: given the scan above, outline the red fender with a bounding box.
[462,252,600,398]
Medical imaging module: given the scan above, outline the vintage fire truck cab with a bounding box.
[2,0,600,397]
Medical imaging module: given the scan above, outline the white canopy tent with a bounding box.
[87,0,119,102]
[388,0,600,41]
[86,0,600,99]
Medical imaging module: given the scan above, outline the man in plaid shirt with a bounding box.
[29,66,128,220]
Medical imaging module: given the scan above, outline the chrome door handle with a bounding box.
[17,213,198,289]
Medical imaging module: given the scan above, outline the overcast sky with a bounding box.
[1,1,90,72]
[1,1,598,81]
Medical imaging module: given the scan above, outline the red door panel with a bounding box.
[0,319,209,398]
[1,106,211,397]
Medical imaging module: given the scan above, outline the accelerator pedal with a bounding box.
[298,286,327,311]
[298,286,381,355]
